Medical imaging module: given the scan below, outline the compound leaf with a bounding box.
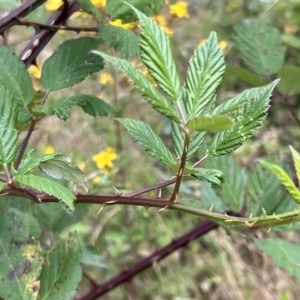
[186,115,233,133]
[94,51,179,121]
[255,239,300,281]
[207,80,278,156]
[39,155,88,192]
[0,45,33,105]
[129,4,181,100]
[183,32,225,120]
[14,174,76,211]
[117,118,175,166]
[191,168,225,187]
[41,37,104,91]
[0,86,19,164]
[98,24,139,59]
[233,19,286,75]
[38,233,82,300]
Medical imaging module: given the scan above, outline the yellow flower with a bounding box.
[45,0,63,11]
[110,19,136,29]
[152,15,173,35]
[99,72,115,85]
[28,65,41,79]
[170,1,189,18]
[92,147,117,170]
[42,145,55,154]
[91,0,106,9]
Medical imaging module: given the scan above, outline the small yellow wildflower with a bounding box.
[91,0,106,9]
[99,73,115,85]
[92,147,117,170]
[42,145,55,154]
[28,65,41,79]
[92,175,101,183]
[110,19,136,29]
[45,0,62,11]
[170,1,189,18]
[152,15,173,35]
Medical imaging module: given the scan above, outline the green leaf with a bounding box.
[41,37,104,91]
[207,80,278,156]
[283,33,300,49]
[14,174,76,211]
[183,32,225,120]
[77,0,102,21]
[260,160,300,205]
[290,146,300,184]
[255,238,300,281]
[201,182,227,213]
[33,203,88,232]
[191,168,224,187]
[106,0,164,23]
[93,51,179,121]
[233,19,286,75]
[39,155,88,192]
[213,82,276,115]
[38,233,82,300]
[186,115,233,133]
[17,153,57,175]
[67,94,115,117]
[0,181,6,192]
[277,65,300,96]
[0,45,33,105]
[98,24,139,59]
[171,121,205,160]
[224,65,266,86]
[205,155,247,212]
[0,209,43,300]
[246,162,299,231]
[0,87,19,164]
[129,4,181,100]
[117,118,175,166]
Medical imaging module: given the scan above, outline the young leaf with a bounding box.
[106,0,164,23]
[172,121,205,160]
[205,155,248,212]
[67,94,115,117]
[233,19,286,75]
[38,233,82,299]
[278,65,300,96]
[186,115,233,133]
[207,80,278,156]
[129,4,181,100]
[191,168,225,187]
[0,87,19,164]
[14,174,76,210]
[117,118,175,166]
[213,82,276,115]
[39,155,88,192]
[93,51,179,122]
[290,146,300,184]
[17,153,57,175]
[260,160,300,205]
[0,45,33,105]
[98,24,139,59]
[77,0,102,21]
[255,238,300,281]
[41,37,104,91]
[0,209,43,300]
[183,32,226,120]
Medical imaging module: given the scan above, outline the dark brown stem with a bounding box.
[14,118,38,170]
[126,178,176,197]
[15,18,98,33]
[0,0,47,33]
[77,219,222,300]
